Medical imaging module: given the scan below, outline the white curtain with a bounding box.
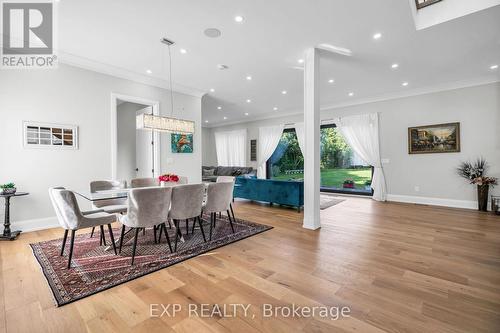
[294,122,306,156]
[257,124,284,178]
[214,129,247,166]
[337,113,387,201]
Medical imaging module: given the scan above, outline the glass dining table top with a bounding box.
[73,182,239,202]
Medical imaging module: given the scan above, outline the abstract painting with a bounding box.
[171,133,193,153]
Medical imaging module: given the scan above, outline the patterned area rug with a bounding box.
[30,215,272,306]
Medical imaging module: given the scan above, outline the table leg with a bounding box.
[1,196,21,241]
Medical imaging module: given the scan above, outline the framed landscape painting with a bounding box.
[171,133,193,153]
[408,122,460,154]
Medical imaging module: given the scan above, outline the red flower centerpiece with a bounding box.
[159,173,180,184]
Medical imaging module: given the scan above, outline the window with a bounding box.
[266,125,373,195]
[23,122,78,149]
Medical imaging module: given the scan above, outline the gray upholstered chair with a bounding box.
[131,177,159,188]
[89,180,128,241]
[216,176,236,221]
[118,187,173,265]
[169,184,206,251]
[203,182,235,240]
[48,187,117,268]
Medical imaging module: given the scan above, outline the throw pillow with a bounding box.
[203,169,215,176]
[232,169,243,176]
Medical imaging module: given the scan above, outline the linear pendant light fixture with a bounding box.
[136,37,195,134]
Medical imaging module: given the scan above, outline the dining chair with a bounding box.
[177,176,188,184]
[216,176,236,221]
[131,177,159,188]
[118,187,173,265]
[89,180,128,241]
[202,182,236,240]
[168,184,206,251]
[48,187,117,268]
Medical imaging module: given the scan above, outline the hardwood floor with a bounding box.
[1,197,500,332]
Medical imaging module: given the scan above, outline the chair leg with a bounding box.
[100,225,107,246]
[60,229,68,256]
[143,228,146,236]
[162,223,173,253]
[185,219,189,235]
[90,227,95,238]
[230,203,236,221]
[191,217,197,234]
[119,225,126,253]
[209,213,214,240]
[131,228,140,265]
[67,230,76,269]
[227,210,235,233]
[174,220,179,252]
[107,224,117,255]
[197,216,207,242]
[168,219,172,229]
[153,225,158,243]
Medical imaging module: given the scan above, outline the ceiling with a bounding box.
[56,0,500,127]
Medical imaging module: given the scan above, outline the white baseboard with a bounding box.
[386,194,485,210]
[6,216,59,233]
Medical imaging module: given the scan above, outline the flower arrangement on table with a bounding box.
[0,183,16,195]
[158,173,180,183]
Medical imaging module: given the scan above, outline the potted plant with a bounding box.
[457,158,498,211]
[158,173,180,186]
[0,183,16,195]
[343,179,355,189]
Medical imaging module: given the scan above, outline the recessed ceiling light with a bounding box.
[234,15,244,23]
[205,120,209,123]
[244,112,249,116]
[402,82,409,86]
[328,79,334,83]
[217,106,222,110]
[209,88,215,92]
[246,99,251,103]
[223,116,228,120]
[373,32,382,40]
[391,63,399,69]
[281,90,287,95]
[490,64,499,70]
[348,92,354,97]
[180,48,187,54]
[246,75,252,80]
[146,69,152,74]
[297,59,304,64]
[273,107,278,111]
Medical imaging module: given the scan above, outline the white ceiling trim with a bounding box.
[58,51,207,98]
[204,75,499,128]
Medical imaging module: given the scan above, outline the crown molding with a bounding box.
[203,76,499,128]
[58,51,207,98]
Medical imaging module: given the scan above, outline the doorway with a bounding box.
[110,93,160,181]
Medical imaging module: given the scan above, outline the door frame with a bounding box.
[110,93,161,180]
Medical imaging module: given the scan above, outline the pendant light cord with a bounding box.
[167,44,174,117]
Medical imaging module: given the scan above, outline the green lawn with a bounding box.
[273,167,372,189]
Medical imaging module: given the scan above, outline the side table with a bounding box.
[0,192,29,240]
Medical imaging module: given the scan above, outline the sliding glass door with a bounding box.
[266,125,373,195]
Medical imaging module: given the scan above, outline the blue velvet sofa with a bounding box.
[234,177,304,212]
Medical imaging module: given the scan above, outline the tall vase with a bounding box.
[477,184,489,211]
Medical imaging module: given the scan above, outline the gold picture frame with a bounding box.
[408,122,460,154]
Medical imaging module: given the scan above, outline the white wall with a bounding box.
[202,127,218,166]
[0,64,202,231]
[203,83,500,208]
[117,102,148,181]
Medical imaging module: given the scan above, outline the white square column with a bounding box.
[302,48,321,230]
